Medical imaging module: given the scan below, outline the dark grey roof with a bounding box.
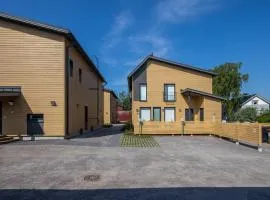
[127,55,216,90]
[0,12,106,83]
[181,88,226,101]
[103,88,118,99]
[241,94,270,106]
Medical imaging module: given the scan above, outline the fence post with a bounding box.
[258,123,262,152]
[236,122,239,145]
[219,123,223,139]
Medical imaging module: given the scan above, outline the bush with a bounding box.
[102,124,112,128]
[257,111,270,123]
[122,121,134,133]
[234,107,257,122]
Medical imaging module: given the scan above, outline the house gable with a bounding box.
[128,55,215,91]
[0,12,106,83]
[242,95,270,107]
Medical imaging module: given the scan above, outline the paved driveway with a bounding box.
[12,124,124,147]
[1,134,270,199]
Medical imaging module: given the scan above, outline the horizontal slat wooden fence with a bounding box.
[135,121,270,148]
[212,123,261,146]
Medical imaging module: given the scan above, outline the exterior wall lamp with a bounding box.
[50,101,57,107]
[8,101,15,106]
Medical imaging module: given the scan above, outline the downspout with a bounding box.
[97,75,99,126]
[93,55,101,127]
[65,43,71,136]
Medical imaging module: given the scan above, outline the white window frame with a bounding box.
[252,100,259,105]
[140,84,147,101]
[164,107,175,122]
[140,108,151,121]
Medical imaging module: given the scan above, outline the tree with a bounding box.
[234,107,257,122]
[257,111,270,123]
[212,62,249,120]
[118,91,131,110]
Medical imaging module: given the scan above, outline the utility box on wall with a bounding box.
[27,114,44,135]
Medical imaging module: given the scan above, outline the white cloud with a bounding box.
[100,11,134,67]
[156,0,217,23]
[128,32,172,57]
[109,11,133,36]
[103,11,133,50]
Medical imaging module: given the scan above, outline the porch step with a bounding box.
[0,136,20,144]
[0,136,14,141]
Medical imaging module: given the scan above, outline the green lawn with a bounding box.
[120,133,160,147]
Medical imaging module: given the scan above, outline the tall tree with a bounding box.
[212,62,249,120]
[118,91,131,110]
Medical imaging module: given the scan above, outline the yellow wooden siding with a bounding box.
[68,44,104,135]
[103,91,111,124]
[103,91,118,124]
[132,60,221,134]
[204,97,222,123]
[0,20,65,136]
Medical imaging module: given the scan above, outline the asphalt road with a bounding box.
[1,129,270,199]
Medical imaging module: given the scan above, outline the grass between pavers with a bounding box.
[120,133,160,148]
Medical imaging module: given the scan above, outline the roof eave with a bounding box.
[127,55,217,82]
[103,88,118,99]
[67,33,106,83]
[0,12,69,35]
[0,12,106,84]
[241,94,270,106]
[181,88,226,101]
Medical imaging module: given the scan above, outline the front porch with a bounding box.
[0,86,22,136]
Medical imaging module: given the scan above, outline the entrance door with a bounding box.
[84,106,88,130]
[0,102,2,135]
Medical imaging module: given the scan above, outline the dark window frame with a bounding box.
[185,108,194,121]
[164,107,176,122]
[69,59,74,77]
[139,107,151,121]
[84,106,88,130]
[164,84,176,102]
[153,107,161,121]
[200,108,204,121]
[139,83,147,102]
[79,68,82,83]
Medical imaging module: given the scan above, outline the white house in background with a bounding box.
[241,94,270,114]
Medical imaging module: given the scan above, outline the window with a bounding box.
[252,100,259,105]
[200,108,204,121]
[164,84,175,101]
[185,108,194,121]
[153,107,161,121]
[69,59,73,77]
[79,68,82,83]
[140,108,151,121]
[164,107,175,122]
[140,84,147,101]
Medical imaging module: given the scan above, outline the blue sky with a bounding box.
[1,0,270,99]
